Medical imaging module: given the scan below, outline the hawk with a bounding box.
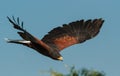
[6,16,104,61]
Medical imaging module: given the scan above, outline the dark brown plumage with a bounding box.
[6,16,104,61]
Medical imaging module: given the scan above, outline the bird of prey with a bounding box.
[6,16,104,61]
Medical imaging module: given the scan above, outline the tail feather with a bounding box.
[7,16,39,43]
[5,38,31,44]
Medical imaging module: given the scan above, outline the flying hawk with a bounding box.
[6,16,104,61]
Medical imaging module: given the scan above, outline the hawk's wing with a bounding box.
[7,16,51,50]
[42,18,104,51]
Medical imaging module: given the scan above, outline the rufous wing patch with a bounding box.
[53,35,78,50]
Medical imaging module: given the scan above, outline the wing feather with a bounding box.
[7,16,51,50]
[42,18,104,51]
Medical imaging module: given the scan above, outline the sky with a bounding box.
[0,0,120,76]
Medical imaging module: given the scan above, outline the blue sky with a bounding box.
[0,0,120,76]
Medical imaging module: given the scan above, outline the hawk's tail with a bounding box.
[5,38,31,44]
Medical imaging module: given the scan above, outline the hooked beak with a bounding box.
[57,56,63,61]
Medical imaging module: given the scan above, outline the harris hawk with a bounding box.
[6,16,104,61]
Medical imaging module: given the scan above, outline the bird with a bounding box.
[6,16,104,61]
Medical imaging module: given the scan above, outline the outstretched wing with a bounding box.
[7,16,50,50]
[7,16,36,41]
[42,18,104,51]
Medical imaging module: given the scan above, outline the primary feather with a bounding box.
[42,18,104,51]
